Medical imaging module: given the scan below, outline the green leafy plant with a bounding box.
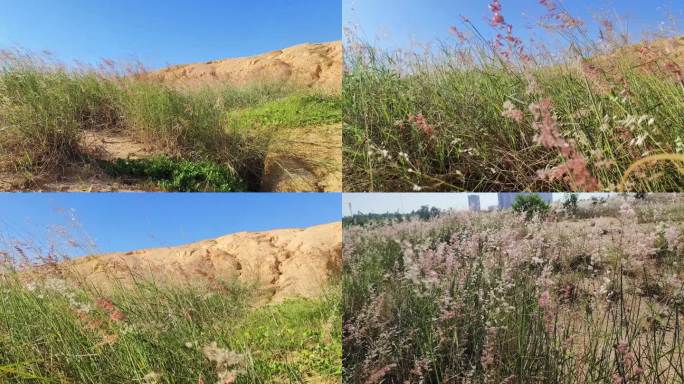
[228,94,341,130]
[512,194,550,219]
[102,156,246,192]
[562,193,579,216]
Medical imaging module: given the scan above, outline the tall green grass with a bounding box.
[343,20,684,192]
[0,272,341,383]
[0,54,340,190]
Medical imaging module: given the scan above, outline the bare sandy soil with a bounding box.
[142,41,342,94]
[262,123,342,192]
[31,222,342,304]
[585,36,684,79]
[0,131,158,192]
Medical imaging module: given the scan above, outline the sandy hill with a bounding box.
[585,36,684,77]
[142,41,342,93]
[41,222,341,303]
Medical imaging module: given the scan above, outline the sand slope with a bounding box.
[143,41,342,93]
[50,222,341,303]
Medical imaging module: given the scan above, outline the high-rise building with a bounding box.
[468,195,481,211]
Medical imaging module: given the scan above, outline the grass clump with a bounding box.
[344,5,684,192]
[121,83,228,158]
[0,63,122,174]
[0,272,341,383]
[101,156,246,192]
[228,94,341,131]
[0,51,339,190]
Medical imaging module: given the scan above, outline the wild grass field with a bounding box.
[0,276,341,383]
[343,194,684,383]
[0,243,342,383]
[343,1,684,192]
[0,49,341,192]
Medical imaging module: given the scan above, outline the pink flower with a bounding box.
[109,309,127,322]
[539,0,557,11]
[449,26,467,43]
[538,290,551,308]
[502,100,524,123]
[489,1,502,13]
[408,113,435,137]
[616,340,628,355]
[529,99,601,191]
[665,227,681,251]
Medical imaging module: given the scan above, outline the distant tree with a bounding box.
[512,194,550,220]
[562,193,579,216]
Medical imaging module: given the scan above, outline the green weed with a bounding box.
[227,94,341,131]
[101,156,246,192]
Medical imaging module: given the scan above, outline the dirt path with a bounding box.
[2,126,343,192]
[0,130,157,192]
[81,130,160,161]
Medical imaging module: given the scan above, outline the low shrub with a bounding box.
[101,156,246,192]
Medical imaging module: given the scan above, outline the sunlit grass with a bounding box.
[0,53,341,190]
[0,272,341,383]
[343,10,684,192]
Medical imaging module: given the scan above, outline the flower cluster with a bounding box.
[344,195,684,383]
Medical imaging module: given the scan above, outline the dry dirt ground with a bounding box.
[0,130,160,192]
[262,123,342,192]
[30,222,342,305]
[0,123,342,192]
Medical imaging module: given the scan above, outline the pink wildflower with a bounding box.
[408,113,435,137]
[538,290,551,308]
[616,340,628,355]
[449,26,467,43]
[502,100,524,123]
[529,99,601,191]
[109,309,127,322]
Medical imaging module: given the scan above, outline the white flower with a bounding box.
[412,184,423,192]
[202,342,244,369]
[142,372,161,384]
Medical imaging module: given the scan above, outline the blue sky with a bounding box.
[0,0,341,69]
[344,0,683,52]
[343,193,614,215]
[0,193,341,259]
